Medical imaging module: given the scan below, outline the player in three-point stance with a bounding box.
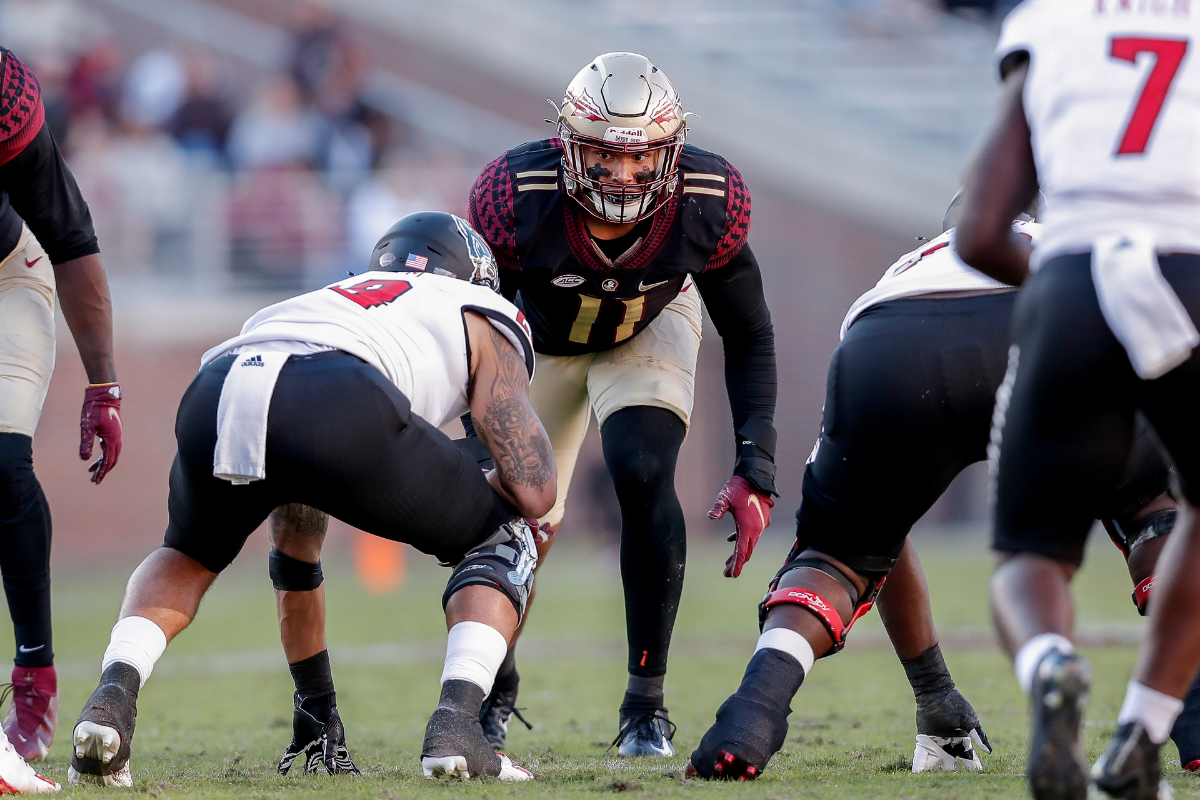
[955,1,1200,797]
[0,49,123,793]
[685,195,1184,781]
[459,51,777,756]
[67,212,555,785]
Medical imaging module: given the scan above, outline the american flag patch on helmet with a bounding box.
[405,253,428,271]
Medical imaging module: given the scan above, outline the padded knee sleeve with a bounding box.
[269,549,323,592]
[759,557,885,654]
[442,519,537,622]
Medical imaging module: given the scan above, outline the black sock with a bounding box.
[100,661,141,698]
[622,674,666,715]
[0,435,53,668]
[736,648,806,716]
[901,644,955,699]
[290,650,335,721]
[492,647,518,694]
[439,679,485,715]
[600,407,687,682]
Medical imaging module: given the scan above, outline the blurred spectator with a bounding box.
[167,52,234,162]
[345,152,440,267]
[64,38,124,135]
[227,74,318,170]
[120,49,186,130]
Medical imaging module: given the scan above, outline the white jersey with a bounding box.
[202,271,535,429]
[839,221,1039,338]
[998,0,1200,262]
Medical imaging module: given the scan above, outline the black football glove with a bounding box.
[278,698,360,776]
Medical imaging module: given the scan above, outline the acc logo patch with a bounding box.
[601,278,618,292]
[552,274,586,288]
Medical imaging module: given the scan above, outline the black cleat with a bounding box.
[421,680,531,781]
[1092,722,1174,800]
[478,685,531,752]
[68,662,140,787]
[1028,651,1091,800]
[1171,670,1200,771]
[912,686,992,772]
[278,693,359,775]
[686,694,786,780]
[611,709,676,757]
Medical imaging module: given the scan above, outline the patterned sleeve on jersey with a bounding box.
[704,161,751,271]
[0,49,44,166]
[468,152,519,271]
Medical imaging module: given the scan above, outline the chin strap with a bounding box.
[1133,574,1155,616]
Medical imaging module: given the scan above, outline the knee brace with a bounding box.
[1104,508,1176,559]
[758,557,885,656]
[442,518,538,622]
[269,548,323,591]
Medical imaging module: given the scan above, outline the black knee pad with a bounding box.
[269,548,323,591]
[442,519,537,622]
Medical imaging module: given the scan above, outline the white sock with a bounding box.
[1119,680,1184,744]
[1014,633,1075,695]
[755,627,815,674]
[102,616,168,688]
[440,621,508,696]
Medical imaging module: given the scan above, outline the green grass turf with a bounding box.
[17,529,1199,798]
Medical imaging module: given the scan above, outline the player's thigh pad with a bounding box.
[588,282,702,429]
[442,517,538,621]
[798,294,1013,569]
[164,355,280,573]
[528,350,595,529]
[991,254,1140,565]
[0,232,55,437]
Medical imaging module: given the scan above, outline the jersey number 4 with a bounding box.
[330,278,413,309]
[1111,36,1189,155]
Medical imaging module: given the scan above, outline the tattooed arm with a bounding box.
[464,311,556,518]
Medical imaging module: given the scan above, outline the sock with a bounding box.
[438,678,486,716]
[1120,680,1185,745]
[902,644,956,698]
[289,649,336,722]
[492,646,518,694]
[622,673,666,715]
[756,627,815,675]
[0,435,54,669]
[440,621,507,696]
[102,616,168,688]
[1014,633,1074,695]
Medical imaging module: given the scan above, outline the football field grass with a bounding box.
[25,530,1200,799]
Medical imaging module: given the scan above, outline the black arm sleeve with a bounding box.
[0,122,99,264]
[693,243,779,496]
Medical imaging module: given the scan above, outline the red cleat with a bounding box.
[1185,759,1200,772]
[3,666,58,761]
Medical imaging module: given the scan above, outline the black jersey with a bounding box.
[469,139,750,357]
[469,138,778,495]
[0,49,98,264]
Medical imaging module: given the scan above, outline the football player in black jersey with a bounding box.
[0,48,122,769]
[465,52,777,755]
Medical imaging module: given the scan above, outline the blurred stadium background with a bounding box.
[3,0,1014,573]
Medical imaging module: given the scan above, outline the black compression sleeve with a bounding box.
[693,244,779,495]
[0,123,99,264]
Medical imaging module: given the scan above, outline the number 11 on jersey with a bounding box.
[1111,36,1189,155]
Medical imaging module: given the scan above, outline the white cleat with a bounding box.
[0,729,58,792]
[421,754,532,782]
[912,733,984,773]
[68,721,132,787]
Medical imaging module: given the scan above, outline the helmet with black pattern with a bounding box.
[554,52,687,225]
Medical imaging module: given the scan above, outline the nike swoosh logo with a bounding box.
[24,256,41,268]
[638,279,669,292]
[17,644,43,653]
[746,494,765,528]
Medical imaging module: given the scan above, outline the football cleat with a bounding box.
[687,693,785,780]
[478,685,531,752]
[1170,669,1200,771]
[1027,651,1091,800]
[1092,722,1174,800]
[277,695,359,775]
[912,732,987,772]
[2,666,58,762]
[0,728,57,793]
[67,663,139,788]
[684,749,760,782]
[611,710,676,758]
[422,691,532,781]
[911,685,991,772]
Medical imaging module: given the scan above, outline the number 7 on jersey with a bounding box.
[1111,36,1189,155]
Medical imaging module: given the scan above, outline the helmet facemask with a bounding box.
[559,124,685,224]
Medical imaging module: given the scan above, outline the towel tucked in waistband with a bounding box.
[1092,229,1200,380]
[213,350,291,484]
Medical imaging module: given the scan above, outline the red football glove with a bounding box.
[524,518,556,547]
[709,474,774,578]
[80,383,122,484]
